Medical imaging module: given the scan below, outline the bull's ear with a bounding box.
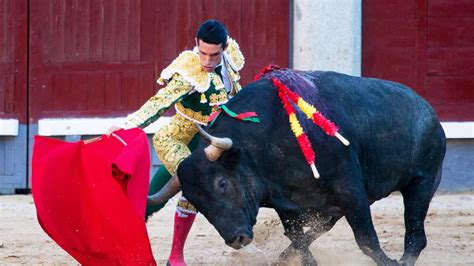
[219,146,241,170]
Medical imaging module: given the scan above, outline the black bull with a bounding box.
[177,70,446,265]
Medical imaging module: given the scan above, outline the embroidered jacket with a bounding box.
[124,38,245,128]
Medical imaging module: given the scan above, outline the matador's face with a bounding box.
[196,38,228,72]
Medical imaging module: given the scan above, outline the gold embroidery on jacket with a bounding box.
[174,102,209,125]
[126,74,192,128]
[209,90,229,106]
[225,38,245,71]
[152,113,198,175]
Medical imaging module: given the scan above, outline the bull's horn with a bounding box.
[204,145,225,161]
[196,124,233,150]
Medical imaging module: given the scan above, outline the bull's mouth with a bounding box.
[225,232,253,250]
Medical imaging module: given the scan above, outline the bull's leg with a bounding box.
[335,181,398,266]
[279,215,340,265]
[280,220,317,265]
[399,175,437,266]
[277,213,317,265]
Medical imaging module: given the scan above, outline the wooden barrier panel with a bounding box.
[362,0,474,121]
[28,0,290,122]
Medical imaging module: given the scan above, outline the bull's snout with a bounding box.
[226,229,253,250]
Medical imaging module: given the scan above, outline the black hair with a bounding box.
[196,19,228,48]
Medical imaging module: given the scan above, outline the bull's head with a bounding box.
[177,126,262,250]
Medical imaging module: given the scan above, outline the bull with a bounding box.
[176,69,446,265]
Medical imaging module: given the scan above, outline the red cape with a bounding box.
[32,128,156,265]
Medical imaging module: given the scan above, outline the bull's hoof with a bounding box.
[377,258,399,266]
[279,245,299,261]
[399,257,416,266]
[279,246,317,266]
[226,230,253,249]
[300,250,317,266]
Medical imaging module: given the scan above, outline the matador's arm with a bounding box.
[123,74,192,129]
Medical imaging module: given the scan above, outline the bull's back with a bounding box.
[316,72,446,196]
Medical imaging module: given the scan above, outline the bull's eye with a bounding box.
[217,178,228,193]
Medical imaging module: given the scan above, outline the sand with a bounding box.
[1,193,473,265]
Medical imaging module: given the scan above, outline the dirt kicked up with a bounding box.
[1,193,473,265]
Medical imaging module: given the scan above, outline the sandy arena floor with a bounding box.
[1,193,473,265]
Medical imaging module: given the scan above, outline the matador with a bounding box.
[110,19,245,266]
